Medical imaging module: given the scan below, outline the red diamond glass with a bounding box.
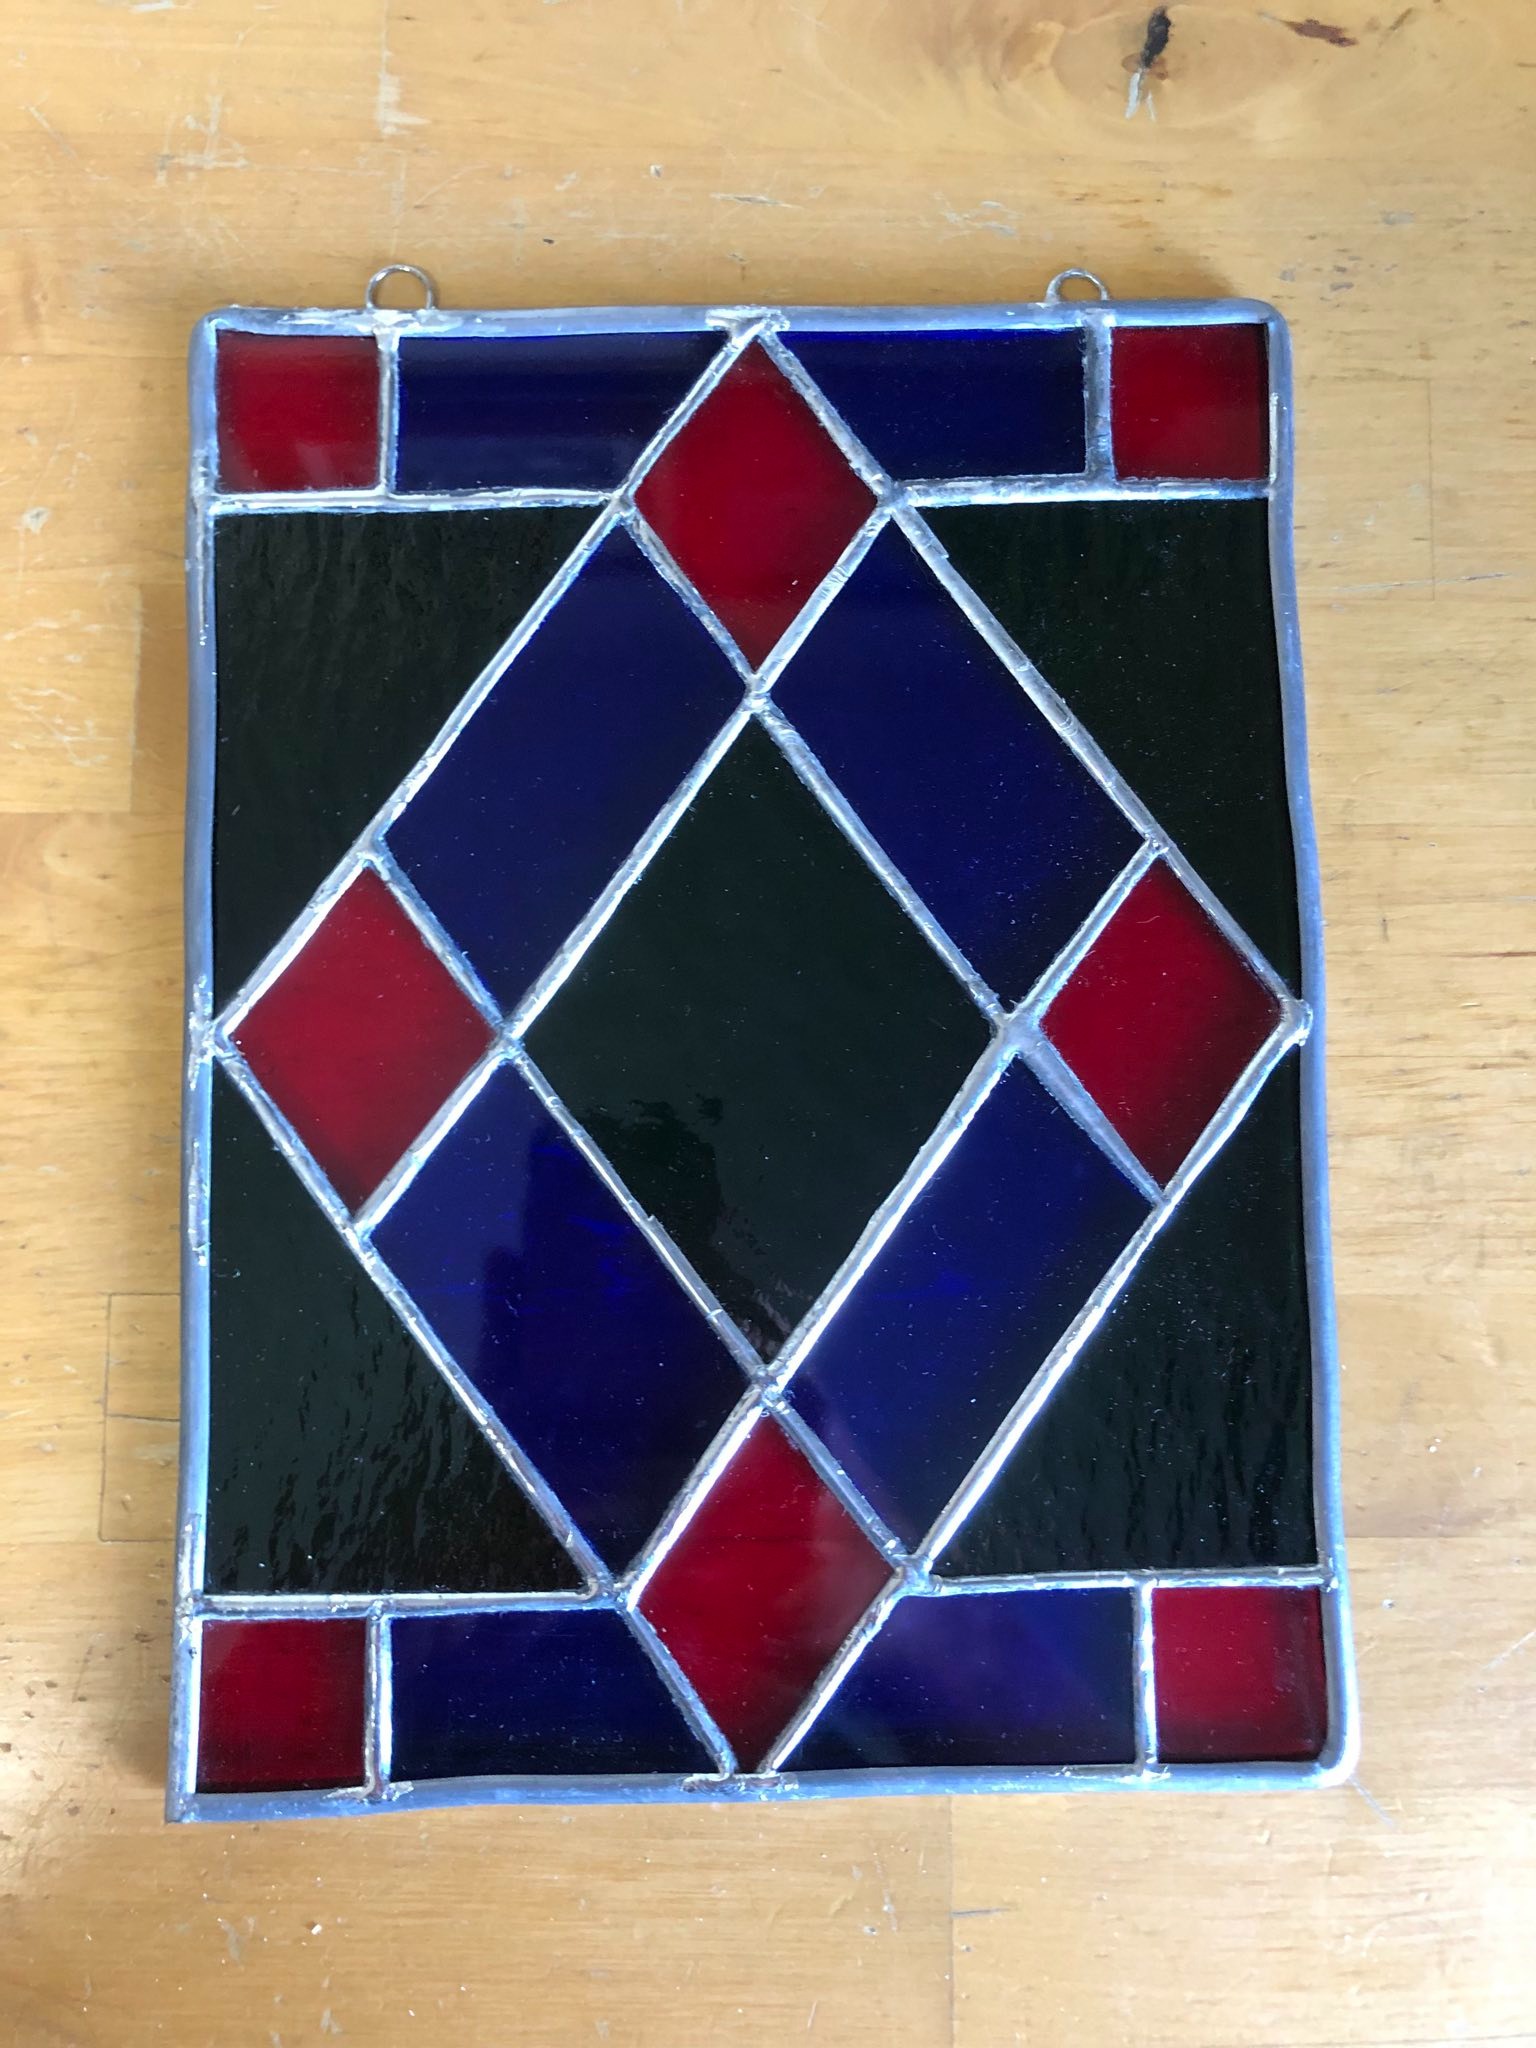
[634,344,877,668]
[232,866,495,1211]
[638,1417,892,1766]
[1042,861,1282,1185]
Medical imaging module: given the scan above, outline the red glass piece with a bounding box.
[232,867,495,1211]
[1042,862,1281,1185]
[1153,1585,1328,1762]
[634,344,877,668]
[217,331,380,492]
[1111,325,1269,482]
[197,1617,367,1791]
[637,1416,892,1766]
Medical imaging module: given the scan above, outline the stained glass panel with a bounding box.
[173,293,1352,1819]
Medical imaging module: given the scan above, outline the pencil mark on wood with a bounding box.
[1275,15,1358,45]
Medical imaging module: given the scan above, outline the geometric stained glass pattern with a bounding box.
[172,291,1354,1819]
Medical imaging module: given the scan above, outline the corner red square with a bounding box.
[216,331,380,491]
[1111,324,1269,482]
[1153,1585,1328,1763]
[197,1617,367,1792]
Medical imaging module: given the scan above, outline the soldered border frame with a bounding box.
[169,292,1357,1822]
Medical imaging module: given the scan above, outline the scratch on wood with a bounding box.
[1348,1777,1399,1828]
[934,196,1020,238]
[1484,1624,1536,1670]
[156,94,248,178]
[23,105,76,156]
[377,3,426,136]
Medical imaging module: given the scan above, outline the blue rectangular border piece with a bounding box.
[172,293,1357,1821]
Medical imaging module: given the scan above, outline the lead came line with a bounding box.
[1081,308,1116,482]
[1133,1583,1158,1772]
[622,507,758,684]
[201,1589,606,1619]
[209,486,613,516]
[376,328,401,493]
[621,1604,737,1776]
[365,1609,389,1798]
[931,1566,1330,1595]
[767,1402,909,1561]
[617,1395,763,1607]
[1013,1018,1167,1209]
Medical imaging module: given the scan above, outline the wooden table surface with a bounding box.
[2,2,1532,2041]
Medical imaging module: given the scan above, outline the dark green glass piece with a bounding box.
[524,722,992,1357]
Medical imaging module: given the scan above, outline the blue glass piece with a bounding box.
[773,526,1141,1005]
[390,1608,711,1778]
[783,326,1086,479]
[373,1066,744,1568]
[386,527,740,1010]
[790,1059,1150,1547]
[395,332,723,492]
[787,1588,1136,1769]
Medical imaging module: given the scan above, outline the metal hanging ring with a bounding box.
[1044,268,1111,306]
[365,263,439,312]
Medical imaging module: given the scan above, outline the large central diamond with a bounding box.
[524,721,992,1357]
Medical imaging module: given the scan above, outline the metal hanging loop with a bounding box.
[1044,268,1111,306]
[365,263,439,312]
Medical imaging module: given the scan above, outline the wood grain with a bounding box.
[0,1,1531,2041]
